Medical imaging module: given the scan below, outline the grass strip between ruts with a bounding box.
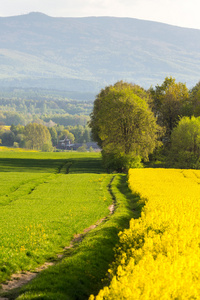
[6,174,142,300]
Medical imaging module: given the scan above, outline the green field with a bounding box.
[0,150,138,300]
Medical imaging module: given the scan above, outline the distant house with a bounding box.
[57,139,101,151]
[69,142,101,151]
[57,138,71,149]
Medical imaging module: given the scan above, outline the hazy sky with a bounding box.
[1,0,200,30]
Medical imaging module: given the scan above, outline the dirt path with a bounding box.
[0,202,115,300]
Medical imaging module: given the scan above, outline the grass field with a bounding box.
[0,150,138,300]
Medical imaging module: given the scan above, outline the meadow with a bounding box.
[91,168,200,299]
[0,150,137,299]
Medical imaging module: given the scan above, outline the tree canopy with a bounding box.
[150,77,190,137]
[189,81,200,116]
[24,123,52,150]
[89,81,162,171]
[170,116,200,168]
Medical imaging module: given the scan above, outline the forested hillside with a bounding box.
[1,12,200,95]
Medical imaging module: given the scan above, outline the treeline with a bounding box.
[2,77,200,163]
[0,111,89,127]
[89,78,200,171]
[0,87,95,102]
[0,123,91,151]
[149,77,200,169]
[0,98,93,115]
[0,88,93,127]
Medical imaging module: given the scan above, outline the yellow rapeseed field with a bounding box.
[0,146,38,152]
[90,168,200,299]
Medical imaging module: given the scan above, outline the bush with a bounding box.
[102,150,143,173]
[41,143,54,152]
[77,144,87,152]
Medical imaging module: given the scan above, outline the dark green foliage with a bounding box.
[1,131,15,146]
[150,77,190,137]
[102,150,143,172]
[189,81,200,116]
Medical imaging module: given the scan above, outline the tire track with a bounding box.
[0,175,55,206]
[0,176,117,299]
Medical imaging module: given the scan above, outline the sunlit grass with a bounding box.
[0,150,136,300]
[0,151,109,283]
[0,172,113,283]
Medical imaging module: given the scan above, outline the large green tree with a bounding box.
[89,81,162,171]
[170,116,200,168]
[150,77,190,137]
[48,126,58,146]
[24,123,52,150]
[189,81,200,116]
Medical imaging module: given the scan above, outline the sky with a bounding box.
[1,0,200,30]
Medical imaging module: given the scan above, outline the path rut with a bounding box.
[0,177,116,300]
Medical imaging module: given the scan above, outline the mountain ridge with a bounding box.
[0,12,200,97]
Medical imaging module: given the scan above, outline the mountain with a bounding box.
[0,12,200,98]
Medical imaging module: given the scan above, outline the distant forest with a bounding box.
[0,88,93,127]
